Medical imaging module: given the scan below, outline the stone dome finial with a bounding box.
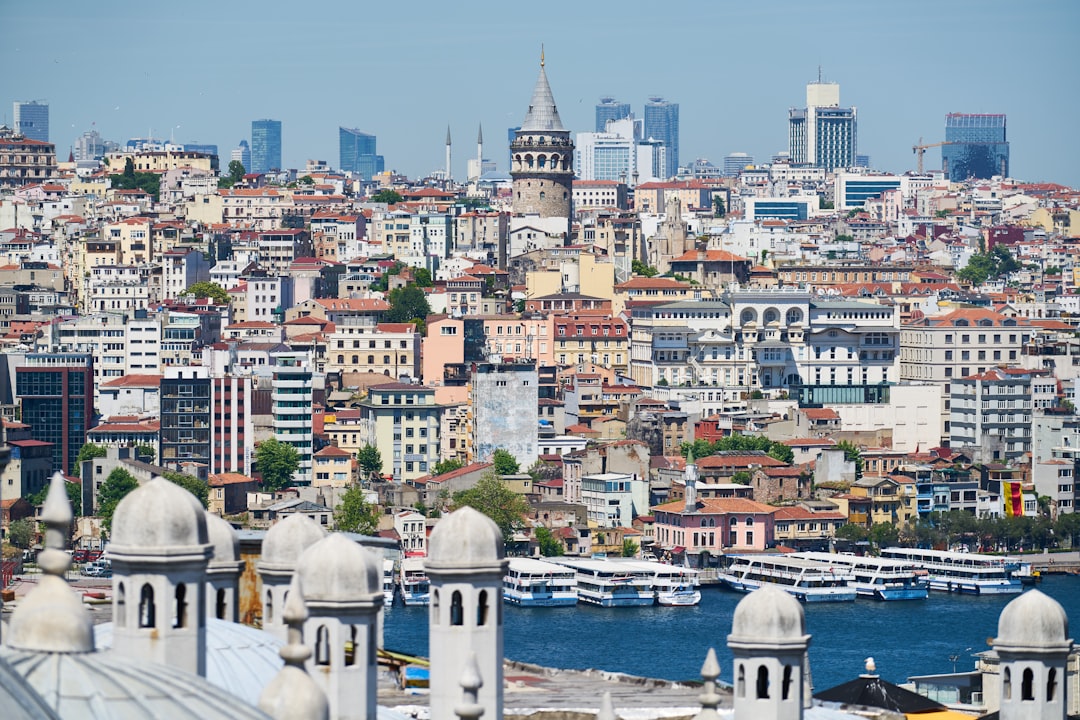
[258,576,329,720]
[454,652,484,720]
[6,472,93,653]
[728,585,809,649]
[259,514,327,570]
[427,506,504,570]
[694,648,721,720]
[110,476,210,551]
[597,691,617,720]
[996,588,1072,654]
[296,533,380,604]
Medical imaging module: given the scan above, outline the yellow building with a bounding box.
[849,476,917,527]
[106,216,154,264]
[312,445,357,488]
[105,149,217,174]
[357,383,442,483]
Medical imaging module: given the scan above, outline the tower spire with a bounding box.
[541,44,545,68]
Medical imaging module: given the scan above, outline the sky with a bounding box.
[3,0,1079,186]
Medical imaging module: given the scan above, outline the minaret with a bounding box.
[256,514,327,641]
[510,49,574,233]
[476,123,483,181]
[108,476,213,676]
[685,448,698,512]
[728,585,810,720]
[994,589,1072,720]
[446,125,452,183]
[426,507,508,720]
[205,512,244,623]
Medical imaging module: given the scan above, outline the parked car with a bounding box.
[84,565,112,578]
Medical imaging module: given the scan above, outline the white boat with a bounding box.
[383,559,396,604]
[613,559,701,606]
[398,557,430,606]
[551,558,655,607]
[791,552,928,601]
[503,558,578,607]
[880,547,1022,595]
[718,554,857,603]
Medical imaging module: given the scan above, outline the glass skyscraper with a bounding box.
[943,113,1008,181]
[16,353,93,474]
[644,97,679,179]
[339,127,385,178]
[251,119,282,174]
[595,97,631,132]
[13,101,49,142]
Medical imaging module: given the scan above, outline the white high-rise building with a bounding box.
[788,81,857,171]
[575,118,664,185]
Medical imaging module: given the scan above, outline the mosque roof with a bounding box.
[94,618,284,708]
[520,62,565,132]
[0,654,58,720]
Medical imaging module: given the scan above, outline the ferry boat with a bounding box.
[613,560,701,606]
[383,559,397,604]
[880,547,1022,595]
[791,552,928,601]
[551,558,655,607]
[398,557,430,606]
[717,554,857,603]
[503,558,578,607]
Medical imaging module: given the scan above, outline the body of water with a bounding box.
[384,575,1079,691]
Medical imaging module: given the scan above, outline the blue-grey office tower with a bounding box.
[644,97,679,179]
[943,113,1008,181]
[13,101,49,142]
[595,97,631,132]
[251,119,282,174]
[339,127,385,179]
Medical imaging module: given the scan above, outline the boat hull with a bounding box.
[578,593,655,608]
[719,575,855,603]
[504,592,578,607]
[658,590,701,607]
[401,592,430,606]
[928,579,1022,595]
[865,586,929,601]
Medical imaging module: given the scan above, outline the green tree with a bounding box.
[1056,511,1080,548]
[835,523,869,542]
[27,479,82,516]
[334,484,380,534]
[161,471,209,508]
[527,459,561,482]
[182,281,230,305]
[357,444,383,482]
[535,526,564,557]
[631,259,659,278]
[370,189,403,204]
[297,175,314,185]
[680,438,717,459]
[218,160,246,188]
[452,471,530,543]
[255,438,301,492]
[98,468,139,534]
[868,522,900,550]
[712,195,726,217]
[819,197,834,210]
[8,518,35,549]
[731,470,751,485]
[123,157,135,179]
[385,285,432,331]
[432,458,464,476]
[134,443,156,463]
[491,449,520,476]
[621,538,639,557]
[413,267,434,288]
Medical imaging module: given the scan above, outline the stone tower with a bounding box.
[994,589,1072,720]
[727,585,810,720]
[256,513,327,641]
[426,506,508,720]
[108,476,213,677]
[510,51,574,231]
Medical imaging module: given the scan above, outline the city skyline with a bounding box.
[2,0,1078,184]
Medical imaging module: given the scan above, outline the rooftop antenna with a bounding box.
[817,65,822,83]
[541,44,545,68]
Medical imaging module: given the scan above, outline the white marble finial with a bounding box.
[694,648,722,720]
[597,691,617,720]
[454,652,484,720]
[258,575,328,720]
[38,472,73,577]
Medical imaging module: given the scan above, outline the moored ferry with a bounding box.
[551,557,655,607]
[718,554,857,602]
[611,559,701,606]
[880,547,1022,595]
[503,558,578,607]
[791,552,928,601]
[383,559,397,604]
[398,556,431,606]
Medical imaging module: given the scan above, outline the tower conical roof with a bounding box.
[520,63,564,133]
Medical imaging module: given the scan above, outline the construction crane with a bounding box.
[912,137,954,174]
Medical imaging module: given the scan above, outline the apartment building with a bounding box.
[950,367,1055,462]
[325,322,421,382]
[357,383,442,483]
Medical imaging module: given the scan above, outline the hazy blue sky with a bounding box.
[3,1,1078,185]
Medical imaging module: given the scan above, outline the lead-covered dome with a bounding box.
[297,533,381,604]
[259,514,326,570]
[728,585,809,648]
[206,512,240,565]
[996,589,1072,653]
[426,506,504,569]
[110,476,209,550]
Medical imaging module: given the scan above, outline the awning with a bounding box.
[671,546,686,554]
